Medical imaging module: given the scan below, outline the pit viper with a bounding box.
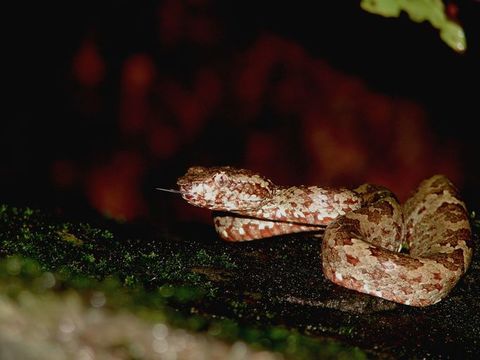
[175,166,473,307]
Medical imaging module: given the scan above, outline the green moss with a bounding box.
[193,248,238,269]
[0,204,366,359]
[57,230,84,246]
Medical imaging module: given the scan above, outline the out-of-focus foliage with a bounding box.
[360,0,466,52]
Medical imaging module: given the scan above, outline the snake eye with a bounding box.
[214,173,228,187]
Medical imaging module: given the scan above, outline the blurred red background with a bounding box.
[4,1,479,225]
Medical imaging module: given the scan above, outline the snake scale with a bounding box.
[175,166,473,306]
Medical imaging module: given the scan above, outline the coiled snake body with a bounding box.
[176,166,473,307]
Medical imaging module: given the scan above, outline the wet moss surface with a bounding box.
[1,204,479,359]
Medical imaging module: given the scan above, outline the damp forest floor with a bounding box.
[0,203,479,359]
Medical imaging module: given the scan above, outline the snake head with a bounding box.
[177,166,274,211]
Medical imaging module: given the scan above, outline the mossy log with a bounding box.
[1,204,479,359]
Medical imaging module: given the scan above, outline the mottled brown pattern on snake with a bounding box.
[178,167,361,241]
[322,176,472,306]
[177,167,473,306]
[213,213,322,241]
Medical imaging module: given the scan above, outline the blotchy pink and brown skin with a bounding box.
[322,178,472,306]
[177,166,361,240]
[177,166,473,306]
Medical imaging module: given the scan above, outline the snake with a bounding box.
[175,166,473,307]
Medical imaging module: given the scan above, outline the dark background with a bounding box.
[4,1,479,224]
